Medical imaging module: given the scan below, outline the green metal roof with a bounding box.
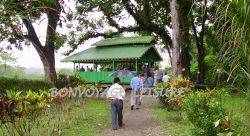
[61,45,156,63]
[92,36,154,47]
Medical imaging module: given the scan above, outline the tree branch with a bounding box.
[45,4,61,49]
[99,6,120,30]
[122,0,171,47]
[64,26,143,55]
[191,15,200,46]
[121,0,145,26]
[22,18,44,49]
[199,0,208,47]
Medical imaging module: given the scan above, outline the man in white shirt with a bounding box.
[107,77,126,130]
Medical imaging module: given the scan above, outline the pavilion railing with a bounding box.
[74,71,135,84]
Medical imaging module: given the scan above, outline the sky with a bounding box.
[2,1,170,69]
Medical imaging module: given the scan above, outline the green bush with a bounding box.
[55,74,86,89]
[0,77,52,95]
[184,90,245,136]
[156,77,193,111]
[184,91,227,136]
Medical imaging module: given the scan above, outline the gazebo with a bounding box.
[61,36,162,84]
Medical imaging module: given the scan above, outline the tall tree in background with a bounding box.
[170,0,182,77]
[179,1,192,77]
[0,0,65,85]
[190,0,209,84]
[0,48,16,71]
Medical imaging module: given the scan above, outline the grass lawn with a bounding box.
[62,98,111,136]
[223,94,250,132]
[153,93,250,136]
[153,106,192,136]
[0,98,110,136]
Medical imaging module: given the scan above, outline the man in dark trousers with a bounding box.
[107,77,125,130]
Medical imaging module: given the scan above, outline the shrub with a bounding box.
[215,114,246,136]
[184,89,246,136]
[156,77,193,111]
[184,91,227,136]
[0,77,52,95]
[55,74,86,89]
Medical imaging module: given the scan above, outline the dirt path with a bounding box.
[101,92,165,136]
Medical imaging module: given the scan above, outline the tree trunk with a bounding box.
[181,46,190,77]
[197,44,205,84]
[170,0,182,78]
[34,46,57,86]
[43,52,57,86]
[21,5,60,86]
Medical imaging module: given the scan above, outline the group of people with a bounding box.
[76,65,93,72]
[106,70,167,130]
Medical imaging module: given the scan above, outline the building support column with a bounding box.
[136,59,138,72]
[73,62,75,72]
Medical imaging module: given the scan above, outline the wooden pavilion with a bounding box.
[61,36,162,84]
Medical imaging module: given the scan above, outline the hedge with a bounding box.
[0,77,52,95]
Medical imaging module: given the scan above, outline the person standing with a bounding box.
[80,66,85,72]
[153,69,158,86]
[157,71,163,83]
[86,65,90,71]
[143,65,148,78]
[147,74,154,88]
[107,77,125,130]
[147,73,154,95]
[130,72,143,110]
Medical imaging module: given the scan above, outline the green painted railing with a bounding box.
[74,71,133,84]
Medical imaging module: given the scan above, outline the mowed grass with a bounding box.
[153,93,250,136]
[0,98,110,136]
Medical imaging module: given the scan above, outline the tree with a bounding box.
[65,0,184,77]
[190,0,209,85]
[0,0,65,85]
[170,0,182,77]
[179,1,192,78]
[0,47,16,71]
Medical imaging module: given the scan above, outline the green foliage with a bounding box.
[214,0,250,88]
[56,74,86,89]
[215,114,246,136]
[204,55,217,83]
[154,92,249,136]
[0,64,44,80]
[153,106,192,136]
[57,68,73,76]
[184,91,227,136]
[0,77,52,95]
[184,90,245,136]
[157,77,193,111]
[0,88,110,136]
[0,48,16,64]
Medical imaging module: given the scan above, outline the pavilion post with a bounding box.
[73,63,75,72]
[93,60,96,72]
[112,60,115,71]
[135,59,138,72]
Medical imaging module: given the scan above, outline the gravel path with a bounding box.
[101,92,165,136]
